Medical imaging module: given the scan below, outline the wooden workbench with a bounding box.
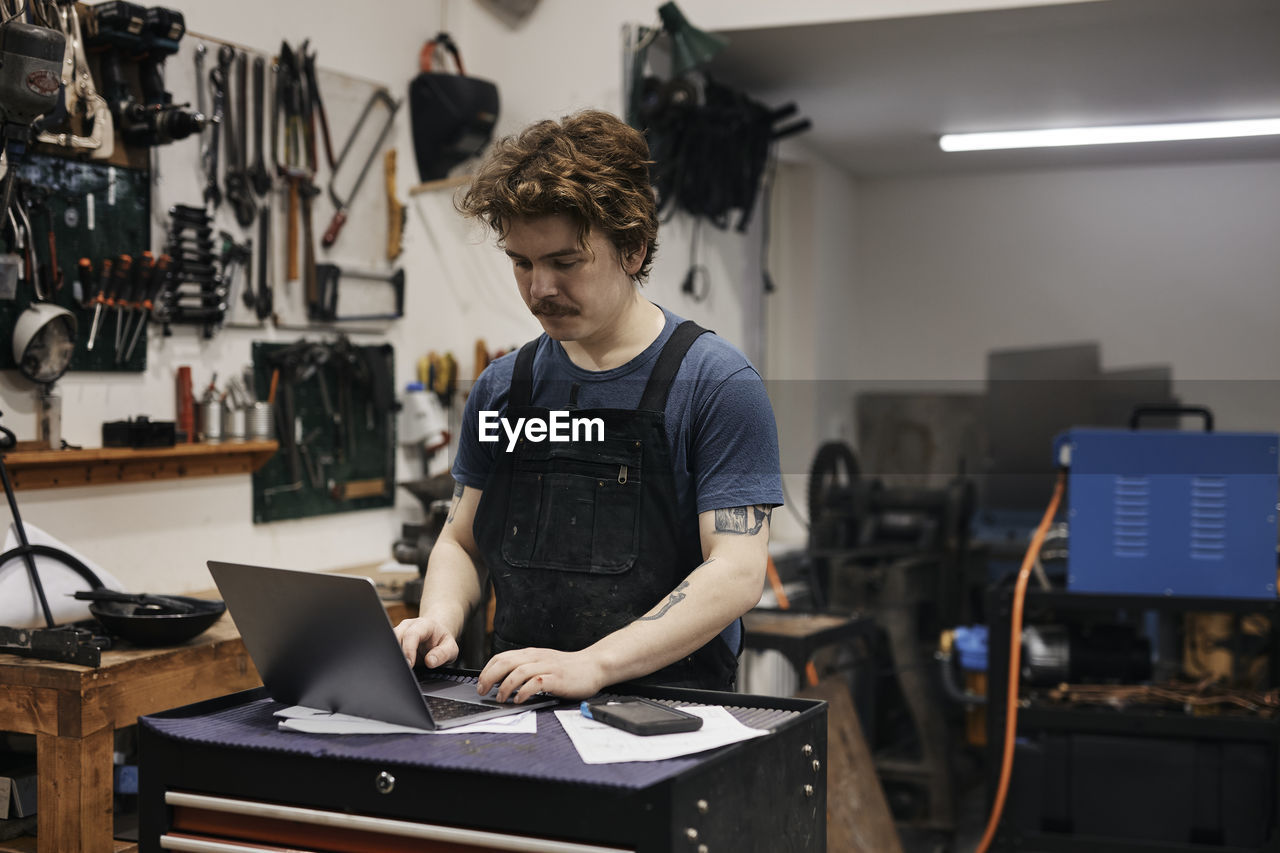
[0,574,413,853]
[0,614,260,853]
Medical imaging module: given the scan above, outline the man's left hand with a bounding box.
[478,647,606,703]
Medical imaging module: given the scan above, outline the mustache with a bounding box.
[531,300,579,317]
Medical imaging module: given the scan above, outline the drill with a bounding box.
[86,1,205,146]
[0,18,66,214]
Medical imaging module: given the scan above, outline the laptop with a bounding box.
[207,561,556,730]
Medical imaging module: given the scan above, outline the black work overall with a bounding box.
[472,321,737,690]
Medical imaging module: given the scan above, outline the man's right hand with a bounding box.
[393,617,459,669]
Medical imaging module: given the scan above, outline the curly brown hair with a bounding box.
[457,110,659,282]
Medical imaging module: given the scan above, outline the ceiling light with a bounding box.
[939,118,1280,152]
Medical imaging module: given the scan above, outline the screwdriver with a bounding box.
[102,254,132,355]
[117,251,154,362]
[86,258,113,351]
[113,253,140,355]
[74,258,92,305]
[123,254,170,361]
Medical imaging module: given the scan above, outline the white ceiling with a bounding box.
[706,0,1280,176]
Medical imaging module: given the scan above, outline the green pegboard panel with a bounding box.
[1,152,151,373]
[251,339,397,523]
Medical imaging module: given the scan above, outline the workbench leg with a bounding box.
[36,727,114,853]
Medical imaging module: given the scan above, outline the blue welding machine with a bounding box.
[1054,417,1279,599]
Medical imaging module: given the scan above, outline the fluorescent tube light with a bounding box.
[939,118,1280,152]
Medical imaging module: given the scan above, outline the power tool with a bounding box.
[0,16,66,213]
[85,1,205,146]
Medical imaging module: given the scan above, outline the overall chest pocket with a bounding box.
[502,438,643,573]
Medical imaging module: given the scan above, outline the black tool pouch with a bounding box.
[408,32,500,182]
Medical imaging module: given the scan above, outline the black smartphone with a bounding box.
[582,697,703,736]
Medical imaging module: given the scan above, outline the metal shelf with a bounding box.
[2,441,278,490]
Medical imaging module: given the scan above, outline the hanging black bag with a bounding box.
[408,33,499,182]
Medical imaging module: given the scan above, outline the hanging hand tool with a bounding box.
[215,231,251,312]
[25,205,54,297]
[12,192,42,301]
[321,89,400,249]
[34,1,114,160]
[223,49,255,227]
[123,254,169,361]
[23,191,65,295]
[385,149,405,261]
[300,41,336,173]
[86,4,205,147]
[313,263,405,322]
[194,42,209,155]
[161,205,226,337]
[74,258,92,305]
[249,55,272,197]
[0,16,65,218]
[275,41,304,282]
[300,182,320,314]
[117,251,154,362]
[255,203,272,320]
[111,254,136,356]
[3,207,25,300]
[205,49,228,210]
[86,258,112,350]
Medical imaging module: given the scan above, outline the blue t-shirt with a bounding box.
[453,306,784,539]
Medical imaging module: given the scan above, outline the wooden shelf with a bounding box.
[1,441,278,491]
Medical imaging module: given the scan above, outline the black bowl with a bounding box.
[89,597,227,646]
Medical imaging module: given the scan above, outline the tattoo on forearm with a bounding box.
[640,580,690,621]
[639,557,717,622]
[715,505,772,535]
[446,482,464,524]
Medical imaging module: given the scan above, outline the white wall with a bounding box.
[764,148,864,545]
[851,159,1280,432]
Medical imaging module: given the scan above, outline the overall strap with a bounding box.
[508,338,540,409]
[638,321,710,413]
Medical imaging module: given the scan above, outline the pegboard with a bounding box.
[251,339,396,523]
[152,33,406,330]
[0,152,151,373]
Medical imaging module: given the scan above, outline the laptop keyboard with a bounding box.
[422,693,491,721]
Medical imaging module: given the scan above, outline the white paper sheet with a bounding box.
[554,705,768,764]
[274,705,537,735]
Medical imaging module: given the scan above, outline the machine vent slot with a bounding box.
[1112,476,1149,558]
[1190,476,1228,560]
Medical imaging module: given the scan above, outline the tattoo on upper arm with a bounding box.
[715,505,772,535]
[446,482,465,524]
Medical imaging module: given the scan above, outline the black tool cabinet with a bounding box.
[138,681,827,852]
[986,587,1280,852]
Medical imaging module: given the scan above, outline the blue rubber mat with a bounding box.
[140,694,800,790]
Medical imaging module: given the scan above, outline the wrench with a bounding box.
[249,55,272,196]
[205,57,227,210]
[223,50,256,228]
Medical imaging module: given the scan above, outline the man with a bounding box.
[393,109,782,703]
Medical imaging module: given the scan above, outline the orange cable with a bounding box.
[974,469,1066,853]
[766,555,790,609]
[766,555,820,686]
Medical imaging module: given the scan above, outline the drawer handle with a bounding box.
[376,771,396,794]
